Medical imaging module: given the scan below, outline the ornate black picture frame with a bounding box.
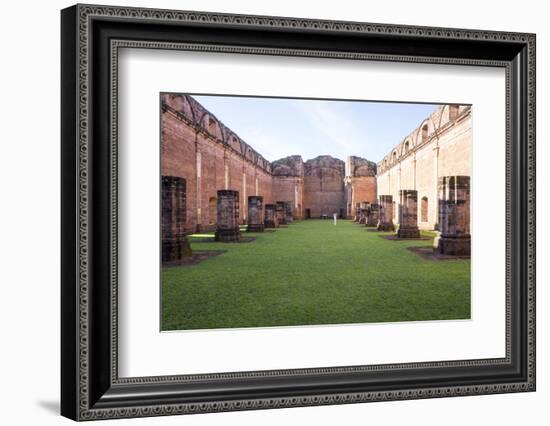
[61,4,536,421]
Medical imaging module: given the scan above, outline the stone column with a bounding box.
[377,195,395,231]
[276,201,287,225]
[354,202,361,222]
[284,201,293,223]
[358,202,368,224]
[397,190,420,238]
[264,204,279,228]
[242,170,247,224]
[413,154,417,190]
[433,146,440,229]
[366,203,379,227]
[162,176,192,261]
[247,196,264,232]
[435,176,471,255]
[223,150,229,189]
[195,148,202,233]
[215,190,241,242]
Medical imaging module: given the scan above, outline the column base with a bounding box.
[264,220,279,229]
[377,222,395,231]
[436,235,471,256]
[215,228,241,242]
[247,224,265,232]
[396,226,420,239]
[162,238,192,261]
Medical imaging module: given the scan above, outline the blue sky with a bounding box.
[193,95,438,163]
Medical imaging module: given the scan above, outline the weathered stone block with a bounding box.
[397,190,420,238]
[358,202,368,224]
[284,201,293,223]
[215,190,241,242]
[276,201,287,225]
[162,176,192,261]
[435,176,471,255]
[377,195,395,231]
[354,203,361,222]
[247,195,264,232]
[366,203,379,227]
[264,204,279,228]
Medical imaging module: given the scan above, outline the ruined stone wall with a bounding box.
[272,156,305,219]
[344,156,378,217]
[163,94,465,232]
[376,104,472,230]
[303,156,346,218]
[161,94,273,231]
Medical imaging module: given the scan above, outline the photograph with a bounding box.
[57,2,536,421]
[160,94,472,331]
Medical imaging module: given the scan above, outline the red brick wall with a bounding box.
[161,94,273,231]
[303,156,346,218]
[350,176,377,208]
[376,105,472,230]
[272,176,304,219]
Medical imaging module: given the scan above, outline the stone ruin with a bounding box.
[284,201,293,224]
[377,195,395,231]
[264,204,279,228]
[276,201,287,225]
[435,176,471,255]
[162,176,192,261]
[396,190,421,238]
[358,202,368,224]
[215,190,241,242]
[354,203,361,222]
[366,203,379,227]
[247,195,264,232]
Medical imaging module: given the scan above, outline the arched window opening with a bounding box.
[208,117,216,134]
[404,141,410,153]
[449,104,460,121]
[421,124,429,142]
[421,196,428,222]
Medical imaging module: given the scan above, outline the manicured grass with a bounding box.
[161,220,470,330]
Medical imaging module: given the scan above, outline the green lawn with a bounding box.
[161,220,470,331]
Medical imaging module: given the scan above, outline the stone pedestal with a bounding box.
[358,202,368,224]
[264,204,279,228]
[247,195,264,232]
[162,176,192,261]
[435,176,471,255]
[284,201,293,223]
[397,190,420,238]
[354,203,361,222]
[377,195,395,231]
[276,201,287,225]
[366,204,379,227]
[215,190,241,242]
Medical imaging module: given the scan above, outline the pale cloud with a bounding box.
[239,125,298,162]
[293,101,371,160]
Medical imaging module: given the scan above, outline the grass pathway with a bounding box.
[161,220,470,330]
